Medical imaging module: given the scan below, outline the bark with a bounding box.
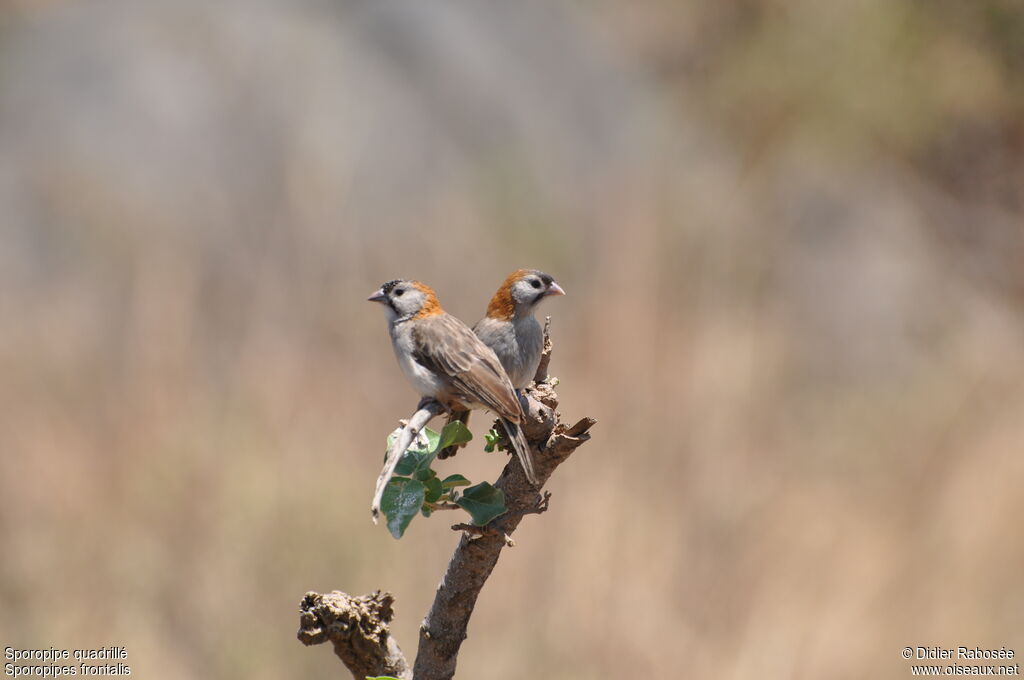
[298,590,411,680]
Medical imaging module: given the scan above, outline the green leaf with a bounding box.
[380,478,426,539]
[440,474,471,489]
[455,482,507,526]
[388,423,441,474]
[413,467,437,482]
[438,420,473,451]
[393,450,418,477]
[483,428,500,453]
[423,475,443,503]
[393,439,432,477]
[393,426,445,476]
[422,427,441,454]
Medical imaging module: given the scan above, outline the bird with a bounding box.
[476,269,566,388]
[438,269,565,460]
[368,279,539,485]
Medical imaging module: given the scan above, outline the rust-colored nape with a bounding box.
[411,281,444,318]
[486,269,531,321]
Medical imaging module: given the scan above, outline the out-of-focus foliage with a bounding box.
[1,1,1022,679]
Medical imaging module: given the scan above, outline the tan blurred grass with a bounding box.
[1,1,1023,678]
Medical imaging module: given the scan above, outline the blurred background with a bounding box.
[2,0,1023,678]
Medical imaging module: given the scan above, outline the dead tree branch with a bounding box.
[298,590,411,680]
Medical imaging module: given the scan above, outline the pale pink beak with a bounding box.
[367,288,387,303]
[546,281,566,297]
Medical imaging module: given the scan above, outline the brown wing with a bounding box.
[411,313,523,422]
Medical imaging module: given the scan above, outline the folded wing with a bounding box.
[411,314,523,423]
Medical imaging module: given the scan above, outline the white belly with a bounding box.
[395,343,445,397]
[388,320,487,410]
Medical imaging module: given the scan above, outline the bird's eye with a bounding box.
[530,279,542,289]
[394,288,405,296]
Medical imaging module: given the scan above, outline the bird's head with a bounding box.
[368,279,443,322]
[487,269,565,320]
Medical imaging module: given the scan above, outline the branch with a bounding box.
[371,398,446,522]
[300,323,594,680]
[413,382,592,680]
[298,590,411,680]
[533,316,553,383]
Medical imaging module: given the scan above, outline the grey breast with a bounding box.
[474,315,543,389]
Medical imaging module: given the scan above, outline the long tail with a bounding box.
[502,419,538,485]
[437,409,471,460]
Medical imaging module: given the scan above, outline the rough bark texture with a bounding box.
[298,590,411,680]
[299,319,593,679]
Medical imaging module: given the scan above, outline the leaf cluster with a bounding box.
[380,421,507,539]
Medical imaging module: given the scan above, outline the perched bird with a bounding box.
[368,279,538,485]
[438,269,565,460]
[476,269,566,388]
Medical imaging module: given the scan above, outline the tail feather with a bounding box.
[502,419,538,485]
